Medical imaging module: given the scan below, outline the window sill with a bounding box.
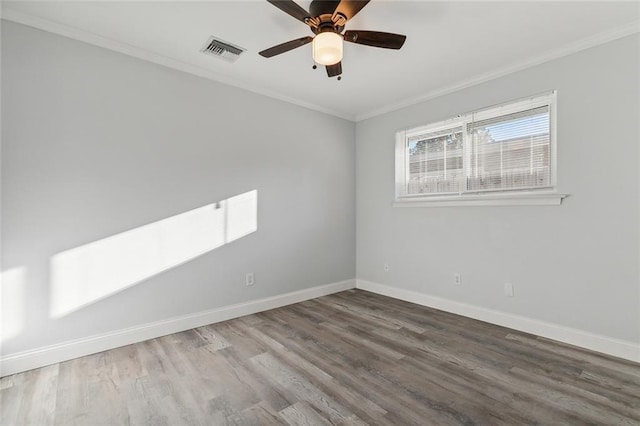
[393,192,568,208]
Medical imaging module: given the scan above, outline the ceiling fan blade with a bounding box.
[326,61,342,78]
[267,0,312,25]
[343,30,406,49]
[332,0,370,22]
[259,36,313,58]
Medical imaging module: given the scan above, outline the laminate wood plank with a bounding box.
[255,320,452,425]
[579,369,640,402]
[336,290,511,339]
[166,342,225,403]
[507,332,640,382]
[215,346,292,413]
[316,295,427,334]
[289,303,418,363]
[245,323,389,421]
[213,320,269,358]
[366,362,513,426]
[250,352,355,424]
[0,375,16,390]
[232,401,288,426]
[311,295,640,424]
[318,321,406,361]
[2,289,639,425]
[290,301,421,361]
[260,308,400,371]
[313,299,404,332]
[0,372,24,424]
[13,365,58,425]
[112,377,169,426]
[164,328,209,350]
[163,335,264,419]
[349,363,474,426]
[107,343,149,383]
[254,322,389,418]
[393,348,562,425]
[196,354,260,415]
[279,401,332,426]
[194,325,232,351]
[509,365,640,424]
[56,351,137,425]
[88,351,131,425]
[130,339,207,425]
[372,316,585,385]
[243,326,334,383]
[510,355,640,412]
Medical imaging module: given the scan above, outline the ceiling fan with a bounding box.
[259,0,407,79]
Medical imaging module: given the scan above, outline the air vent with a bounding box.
[201,36,245,63]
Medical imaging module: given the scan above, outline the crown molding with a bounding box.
[356,20,640,122]
[2,8,637,124]
[0,8,356,122]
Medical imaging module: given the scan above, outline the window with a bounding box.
[395,92,564,206]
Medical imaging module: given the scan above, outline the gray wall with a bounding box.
[356,34,639,343]
[1,21,355,355]
[2,20,637,359]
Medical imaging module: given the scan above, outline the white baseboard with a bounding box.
[4,278,636,376]
[356,279,640,363]
[0,279,356,376]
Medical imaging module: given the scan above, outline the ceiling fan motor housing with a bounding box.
[309,0,341,18]
[309,0,346,34]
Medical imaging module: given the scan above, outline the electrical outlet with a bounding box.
[504,282,514,297]
[384,263,390,272]
[246,272,255,286]
[453,273,462,286]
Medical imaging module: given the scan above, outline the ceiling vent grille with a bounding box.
[201,36,245,63]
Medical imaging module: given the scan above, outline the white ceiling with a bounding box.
[2,1,639,121]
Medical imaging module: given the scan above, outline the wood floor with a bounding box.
[2,289,639,425]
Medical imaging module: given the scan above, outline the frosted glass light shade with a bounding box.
[312,32,343,65]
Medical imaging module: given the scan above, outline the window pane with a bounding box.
[396,93,556,200]
[407,129,463,195]
[467,108,550,191]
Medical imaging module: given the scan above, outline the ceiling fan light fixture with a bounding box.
[312,32,343,65]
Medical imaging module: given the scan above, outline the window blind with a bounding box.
[467,106,551,192]
[396,92,556,201]
[407,127,464,194]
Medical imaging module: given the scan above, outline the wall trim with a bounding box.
[393,192,568,208]
[0,9,355,122]
[356,20,640,121]
[2,277,637,374]
[356,279,640,364]
[0,279,356,377]
[2,8,637,124]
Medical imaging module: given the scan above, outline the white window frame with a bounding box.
[394,91,567,207]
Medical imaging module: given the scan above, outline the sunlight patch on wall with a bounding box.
[50,190,258,318]
[1,267,27,342]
